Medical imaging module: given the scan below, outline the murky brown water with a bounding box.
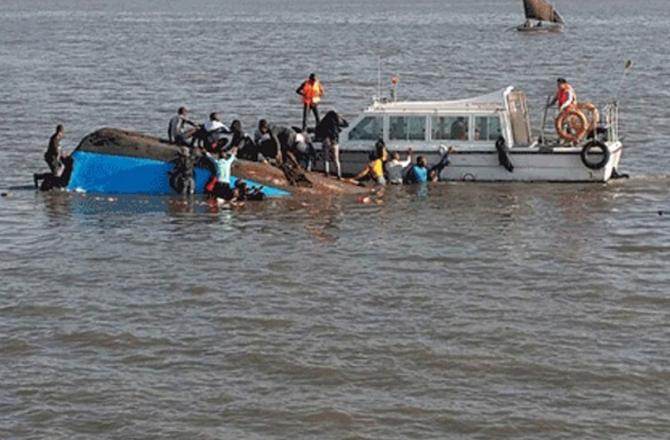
[1,0,670,438]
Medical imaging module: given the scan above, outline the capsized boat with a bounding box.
[517,0,565,33]
[319,87,623,182]
[65,128,367,196]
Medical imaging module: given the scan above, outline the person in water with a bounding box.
[385,149,412,184]
[34,124,66,189]
[167,106,197,146]
[350,140,387,185]
[205,146,238,200]
[405,156,429,184]
[296,73,324,131]
[234,179,265,201]
[169,147,197,195]
[428,146,455,181]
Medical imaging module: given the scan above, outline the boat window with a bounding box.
[389,116,426,141]
[348,116,383,141]
[474,116,502,141]
[432,116,469,141]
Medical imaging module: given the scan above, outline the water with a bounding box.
[1,1,670,438]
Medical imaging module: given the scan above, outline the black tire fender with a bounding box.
[580,140,610,170]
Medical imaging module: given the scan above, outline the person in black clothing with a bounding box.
[225,120,258,161]
[168,147,197,195]
[314,110,348,178]
[254,119,282,163]
[167,107,197,146]
[429,146,455,181]
[254,120,307,164]
[234,179,265,201]
[34,124,66,189]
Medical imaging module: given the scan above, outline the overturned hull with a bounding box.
[66,128,367,196]
[67,129,287,196]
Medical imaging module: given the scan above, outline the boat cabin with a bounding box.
[340,87,533,152]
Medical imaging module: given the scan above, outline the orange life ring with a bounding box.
[577,102,600,133]
[555,108,588,143]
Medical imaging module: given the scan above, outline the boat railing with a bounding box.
[604,101,620,142]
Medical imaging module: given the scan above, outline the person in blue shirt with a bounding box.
[406,156,429,183]
[205,146,238,200]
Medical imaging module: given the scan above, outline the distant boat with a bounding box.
[517,0,565,33]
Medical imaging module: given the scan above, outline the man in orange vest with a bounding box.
[296,73,324,131]
[549,77,577,113]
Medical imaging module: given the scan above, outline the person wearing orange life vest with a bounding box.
[549,77,577,113]
[296,73,324,131]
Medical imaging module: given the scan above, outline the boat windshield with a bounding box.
[349,116,383,141]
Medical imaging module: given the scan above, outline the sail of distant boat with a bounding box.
[523,0,565,25]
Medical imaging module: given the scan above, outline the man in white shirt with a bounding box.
[200,112,230,151]
[385,149,412,184]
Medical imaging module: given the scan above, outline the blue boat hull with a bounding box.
[67,150,289,197]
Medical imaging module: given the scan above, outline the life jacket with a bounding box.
[557,83,577,109]
[303,80,323,105]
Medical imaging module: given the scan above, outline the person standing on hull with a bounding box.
[34,124,66,189]
[315,110,348,179]
[296,73,324,131]
[167,106,197,146]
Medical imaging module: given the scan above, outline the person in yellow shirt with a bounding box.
[350,140,388,185]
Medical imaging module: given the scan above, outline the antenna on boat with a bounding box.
[377,56,382,102]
